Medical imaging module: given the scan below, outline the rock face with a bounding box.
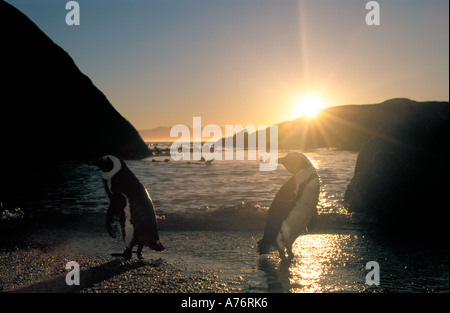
[0,1,150,205]
[344,99,449,234]
[0,1,150,163]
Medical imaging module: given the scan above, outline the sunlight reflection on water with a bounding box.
[282,234,365,293]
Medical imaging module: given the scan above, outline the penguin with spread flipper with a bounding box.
[258,152,320,260]
[96,155,165,259]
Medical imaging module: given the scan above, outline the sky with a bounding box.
[6,0,449,130]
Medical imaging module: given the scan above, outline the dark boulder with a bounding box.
[0,1,150,205]
[344,99,449,235]
[0,1,150,163]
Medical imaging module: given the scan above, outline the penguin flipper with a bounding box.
[106,193,126,238]
[260,176,297,246]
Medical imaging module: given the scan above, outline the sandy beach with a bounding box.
[0,213,230,293]
[0,248,225,293]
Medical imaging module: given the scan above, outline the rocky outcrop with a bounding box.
[0,1,150,205]
[344,100,449,235]
[0,1,150,163]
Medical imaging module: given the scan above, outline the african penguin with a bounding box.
[258,152,320,260]
[96,155,165,259]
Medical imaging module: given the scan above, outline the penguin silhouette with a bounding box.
[258,152,320,259]
[96,155,165,259]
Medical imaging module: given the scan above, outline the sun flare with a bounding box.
[294,96,326,118]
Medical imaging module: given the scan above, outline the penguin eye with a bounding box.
[98,157,114,172]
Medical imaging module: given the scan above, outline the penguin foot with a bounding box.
[278,249,287,261]
[136,245,144,260]
[286,247,295,260]
[111,248,145,260]
[123,248,132,260]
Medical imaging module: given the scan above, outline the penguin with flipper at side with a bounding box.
[258,152,320,260]
[96,155,165,260]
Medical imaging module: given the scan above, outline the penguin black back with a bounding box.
[258,152,320,259]
[97,155,165,259]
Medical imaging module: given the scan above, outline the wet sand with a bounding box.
[0,214,229,293]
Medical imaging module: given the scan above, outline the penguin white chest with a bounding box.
[105,179,113,195]
[277,168,320,248]
[123,195,134,247]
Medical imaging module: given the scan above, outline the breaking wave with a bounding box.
[156,201,357,232]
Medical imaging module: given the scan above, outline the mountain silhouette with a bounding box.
[219,98,448,152]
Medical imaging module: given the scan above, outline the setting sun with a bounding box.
[294,96,326,118]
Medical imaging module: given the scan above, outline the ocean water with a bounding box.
[11,148,450,292]
[28,147,356,216]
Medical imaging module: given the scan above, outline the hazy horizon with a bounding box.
[7,0,449,130]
